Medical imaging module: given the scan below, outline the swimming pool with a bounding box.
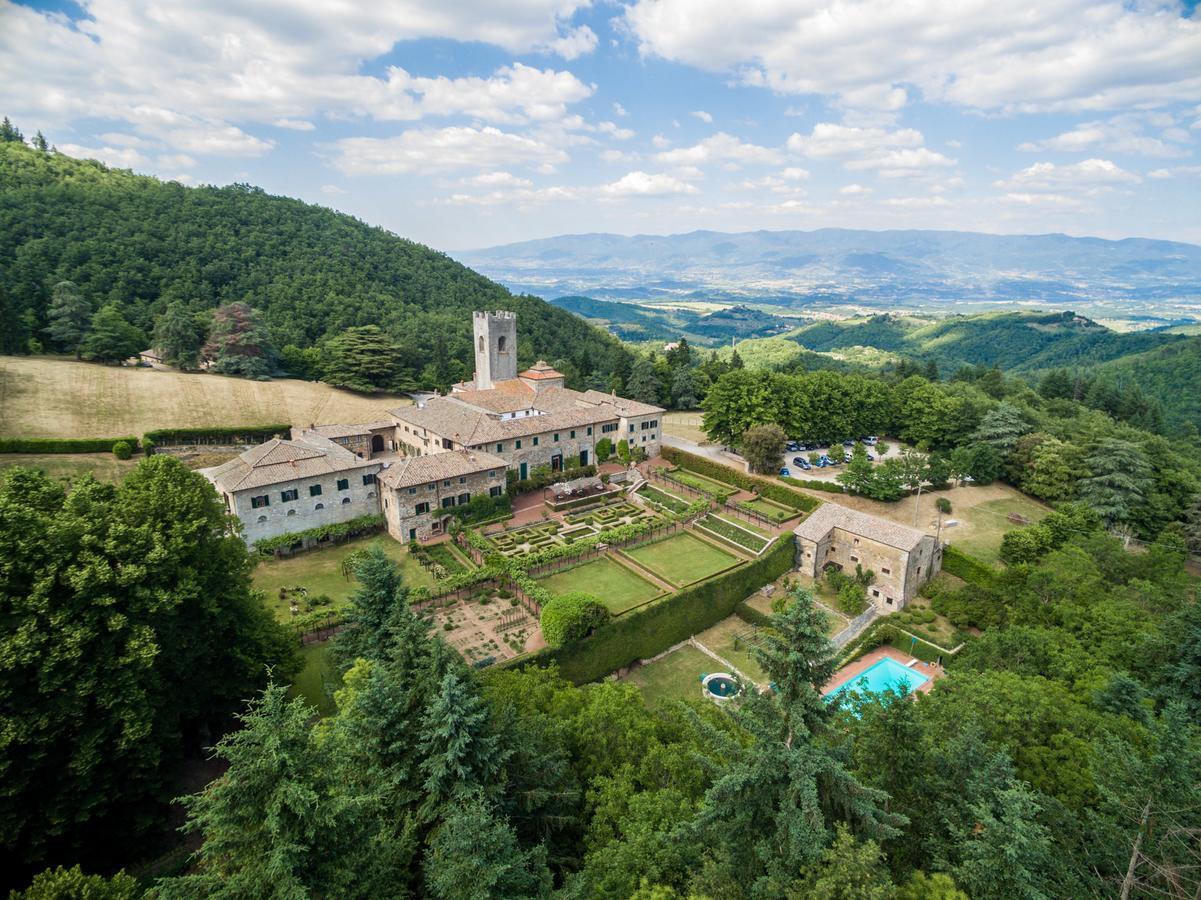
[827,657,928,703]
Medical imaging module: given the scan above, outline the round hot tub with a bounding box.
[702,672,741,701]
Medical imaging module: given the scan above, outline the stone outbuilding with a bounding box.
[793,504,942,610]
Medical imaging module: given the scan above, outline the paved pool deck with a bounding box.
[822,646,943,697]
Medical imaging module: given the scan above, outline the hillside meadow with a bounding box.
[0,356,410,439]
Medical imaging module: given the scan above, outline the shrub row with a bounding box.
[448,492,512,526]
[509,535,794,684]
[734,600,774,628]
[941,545,998,588]
[143,424,292,448]
[254,513,385,553]
[0,436,140,454]
[781,476,846,494]
[506,463,596,497]
[697,514,768,553]
[660,446,820,514]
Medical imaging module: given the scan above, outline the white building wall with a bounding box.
[223,465,382,545]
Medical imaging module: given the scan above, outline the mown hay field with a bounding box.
[0,356,410,438]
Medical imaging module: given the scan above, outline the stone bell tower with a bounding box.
[472,310,518,390]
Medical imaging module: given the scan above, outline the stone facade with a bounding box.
[379,450,507,542]
[205,433,382,546]
[473,310,518,390]
[794,504,942,610]
[392,311,664,479]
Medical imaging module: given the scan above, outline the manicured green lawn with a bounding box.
[738,495,798,522]
[288,643,340,717]
[951,496,1050,565]
[694,615,768,684]
[624,531,740,586]
[625,645,715,706]
[536,555,663,614]
[253,534,436,621]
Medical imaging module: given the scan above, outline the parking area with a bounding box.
[777,436,907,480]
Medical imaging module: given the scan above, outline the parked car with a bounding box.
[843,452,853,463]
[866,452,876,462]
[779,467,791,477]
[786,441,800,452]
[863,435,878,445]
[798,459,812,471]
[842,439,856,447]
[816,457,830,467]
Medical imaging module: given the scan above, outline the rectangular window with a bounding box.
[570,430,576,439]
[496,443,504,453]
[459,476,466,484]
[427,483,435,491]
[515,440,522,449]
[629,424,635,433]
[408,487,416,495]
[309,484,322,497]
[280,489,299,503]
[881,567,891,575]
[250,495,270,509]
[337,478,349,491]
[602,423,617,434]
[587,426,593,436]
[362,473,376,485]
[443,480,450,487]
[553,433,560,442]
[651,433,656,440]
[533,436,540,446]
[415,501,429,514]
[488,470,496,478]
[489,485,502,497]
[872,589,880,597]
[458,492,470,505]
[441,496,456,509]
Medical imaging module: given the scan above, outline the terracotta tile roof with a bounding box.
[579,389,663,417]
[206,433,378,493]
[793,503,929,552]
[519,360,564,380]
[308,422,392,438]
[378,449,507,489]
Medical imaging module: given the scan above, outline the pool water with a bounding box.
[827,657,928,702]
[702,673,741,700]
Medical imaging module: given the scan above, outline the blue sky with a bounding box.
[1,0,1200,251]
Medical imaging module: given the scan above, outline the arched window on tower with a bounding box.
[498,335,507,352]
[478,336,485,353]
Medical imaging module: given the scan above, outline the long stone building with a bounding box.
[205,309,664,546]
[793,504,942,609]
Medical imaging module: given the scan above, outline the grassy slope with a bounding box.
[0,356,410,438]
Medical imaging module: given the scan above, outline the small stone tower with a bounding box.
[472,310,517,390]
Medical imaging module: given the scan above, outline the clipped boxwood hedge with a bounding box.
[660,446,820,514]
[941,545,998,588]
[510,535,794,684]
[143,424,291,448]
[781,476,846,494]
[0,436,140,454]
[254,513,385,553]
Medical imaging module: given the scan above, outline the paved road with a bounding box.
[663,433,749,471]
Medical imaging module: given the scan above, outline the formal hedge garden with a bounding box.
[508,535,793,684]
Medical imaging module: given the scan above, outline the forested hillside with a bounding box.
[0,138,631,389]
[789,310,1186,373]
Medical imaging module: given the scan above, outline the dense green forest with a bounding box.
[12,523,1198,898]
[0,135,632,390]
[780,311,1201,429]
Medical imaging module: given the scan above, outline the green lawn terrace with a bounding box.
[535,555,665,614]
[620,530,743,588]
[253,534,437,622]
[484,500,664,557]
[736,494,798,524]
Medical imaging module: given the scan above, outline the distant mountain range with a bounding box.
[459,228,1201,321]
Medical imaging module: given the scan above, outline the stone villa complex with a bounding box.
[794,504,941,609]
[206,310,664,545]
